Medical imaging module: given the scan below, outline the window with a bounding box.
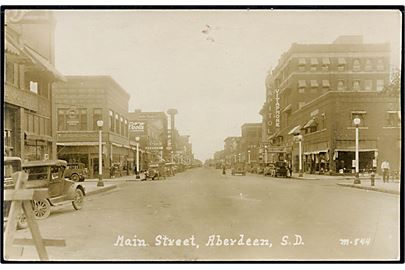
[365,59,373,71]
[322,80,330,91]
[310,80,318,93]
[80,109,87,130]
[58,109,65,130]
[6,62,14,84]
[337,80,345,91]
[364,80,372,91]
[34,115,39,134]
[386,111,400,127]
[351,112,366,127]
[353,80,361,91]
[310,58,318,71]
[115,114,119,133]
[46,119,51,136]
[124,119,128,137]
[28,113,34,133]
[30,81,38,94]
[39,117,45,135]
[93,108,102,130]
[353,59,361,71]
[120,116,124,135]
[298,80,306,93]
[109,110,114,132]
[298,58,306,71]
[321,58,330,71]
[377,59,385,71]
[376,80,385,92]
[337,58,346,71]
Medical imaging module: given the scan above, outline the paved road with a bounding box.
[13,167,400,261]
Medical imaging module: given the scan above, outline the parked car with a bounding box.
[165,162,176,177]
[269,161,288,177]
[3,157,27,230]
[22,160,86,219]
[231,163,246,176]
[146,163,166,180]
[64,162,87,182]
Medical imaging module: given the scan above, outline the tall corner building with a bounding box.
[261,35,401,175]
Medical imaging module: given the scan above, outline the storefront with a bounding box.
[332,149,377,174]
[303,150,330,174]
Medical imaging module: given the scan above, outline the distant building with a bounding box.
[4,10,65,161]
[261,35,400,174]
[53,76,131,178]
[240,123,262,164]
[128,110,168,168]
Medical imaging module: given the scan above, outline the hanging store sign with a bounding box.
[129,121,145,132]
[275,88,280,128]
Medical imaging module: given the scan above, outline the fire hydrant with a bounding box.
[370,172,375,186]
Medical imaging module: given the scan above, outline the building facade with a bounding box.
[53,76,132,178]
[4,10,65,161]
[239,123,262,164]
[261,35,400,175]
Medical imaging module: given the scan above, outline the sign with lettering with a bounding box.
[129,121,145,132]
[275,88,281,128]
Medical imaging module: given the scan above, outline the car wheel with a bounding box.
[72,189,84,210]
[31,200,51,219]
[17,213,28,230]
[70,173,80,182]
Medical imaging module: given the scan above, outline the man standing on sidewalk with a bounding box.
[381,160,390,183]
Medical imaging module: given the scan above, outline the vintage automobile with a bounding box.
[269,161,289,177]
[64,162,88,182]
[146,163,166,180]
[231,163,246,176]
[3,157,27,229]
[22,160,86,219]
[165,162,176,177]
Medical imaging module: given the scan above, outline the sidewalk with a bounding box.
[337,179,400,195]
[81,173,146,196]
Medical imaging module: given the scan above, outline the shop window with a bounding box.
[337,80,345,91]
[80,109,87,130]
[377,59,385,71]
[376,80,385,92]
[364,80,372,91]
[109,110,114,132]
[93,108,102,131]
[386,112,400,127]
[351,112,366,127]
[365,59,373,71]
[353,59,361,71]
[353,80,361,91]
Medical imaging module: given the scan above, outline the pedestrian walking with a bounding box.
[381,160,390,183]
[222,164,226,175]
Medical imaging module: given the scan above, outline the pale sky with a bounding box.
[53,9,402,161]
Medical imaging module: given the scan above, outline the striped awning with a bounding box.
[310,80,319,87]
[303,118,317,128]
[288,125,301,135]
[298,58,306,65]
[322,58,331,65]
[337,57,346,65]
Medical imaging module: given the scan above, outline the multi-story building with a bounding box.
[239,123,262,164]
[261,35,400,175]
[4,10,65,161]
[127,110,168,168]
[53,76,132,178]
[223,136,242,165]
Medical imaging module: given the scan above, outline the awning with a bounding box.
[310,80,319,87]
[298,80,307,87]
[337,57,346,65]
[322,80,330,87]
[56,142,106,146]
[281,104,292,113]
[322,58,330,65]
[304,150,328,155]
[288,125,301,135]
[298,58,306,65]
[303,118,317,129]
[335,148,378,152]
[23,45,66,82]
[310,58,318,65]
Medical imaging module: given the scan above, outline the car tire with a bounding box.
[31,200,51,219]
[70,173,80,182]
[72,189,84,210]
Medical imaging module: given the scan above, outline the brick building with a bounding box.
[53,76,132,178]
[261,35,400,175]
[4,10,65,161]
[239,123,262,164]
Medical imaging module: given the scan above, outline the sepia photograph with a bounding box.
[2,6,403,262]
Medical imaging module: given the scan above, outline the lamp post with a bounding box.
[238,153,241,163]
[248,150,251,164]
[264,145,268,164]
[96,120,104,187]
[353,117,361,184]
[135,136,140,179]
[297,134,303,177]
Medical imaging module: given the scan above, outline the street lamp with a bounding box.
[238,153,241,163]
[135,136,140,179]
[297,134,303,177]
[96,120,104,187]
[264,145,268,164]
[248,150,251,164]
[353,117,361,184]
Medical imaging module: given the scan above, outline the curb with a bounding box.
[86,184,117,196]
[337,183,400,195]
